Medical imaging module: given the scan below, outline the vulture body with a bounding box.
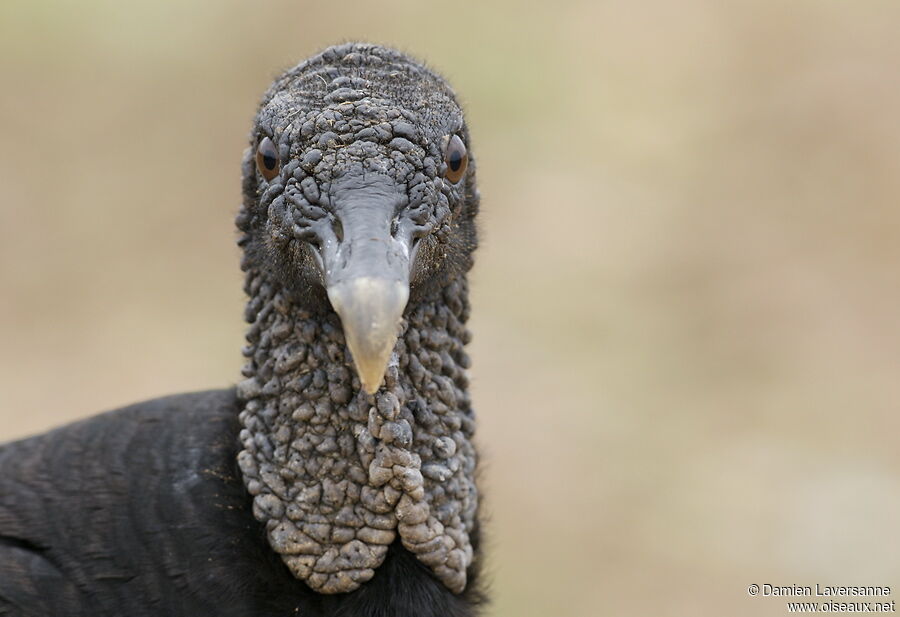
[0,42,484,617]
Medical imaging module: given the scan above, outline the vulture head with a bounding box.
[237,43,478,394]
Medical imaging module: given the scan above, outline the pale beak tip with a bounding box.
[355,353,389,395]
[326,277,409,397]
[360,376,382,395]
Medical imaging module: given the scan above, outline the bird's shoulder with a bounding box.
[0,389,296,616]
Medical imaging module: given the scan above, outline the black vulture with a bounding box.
[0,42,484,617]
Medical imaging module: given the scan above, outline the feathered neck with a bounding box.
[235,267,478,594]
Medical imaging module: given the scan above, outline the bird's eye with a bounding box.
[443,134,468,184]
[255,136,280,181]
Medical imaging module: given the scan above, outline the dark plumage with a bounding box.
[0,43,483,617]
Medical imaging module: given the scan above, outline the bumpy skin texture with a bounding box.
[235,43,481,594]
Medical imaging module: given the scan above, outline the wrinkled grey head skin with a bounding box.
[235,43,480,595]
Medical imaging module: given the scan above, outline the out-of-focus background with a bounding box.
[2,1,899,615]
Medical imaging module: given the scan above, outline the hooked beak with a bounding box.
[327,278,409,394]
[322,173,412,394]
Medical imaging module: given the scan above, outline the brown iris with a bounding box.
[443,134,468,184]
[255,136,280,181]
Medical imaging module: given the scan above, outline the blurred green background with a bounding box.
[2,1,899,615]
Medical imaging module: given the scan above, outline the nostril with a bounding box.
[390,217,399,237]
[332,217,344,242]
